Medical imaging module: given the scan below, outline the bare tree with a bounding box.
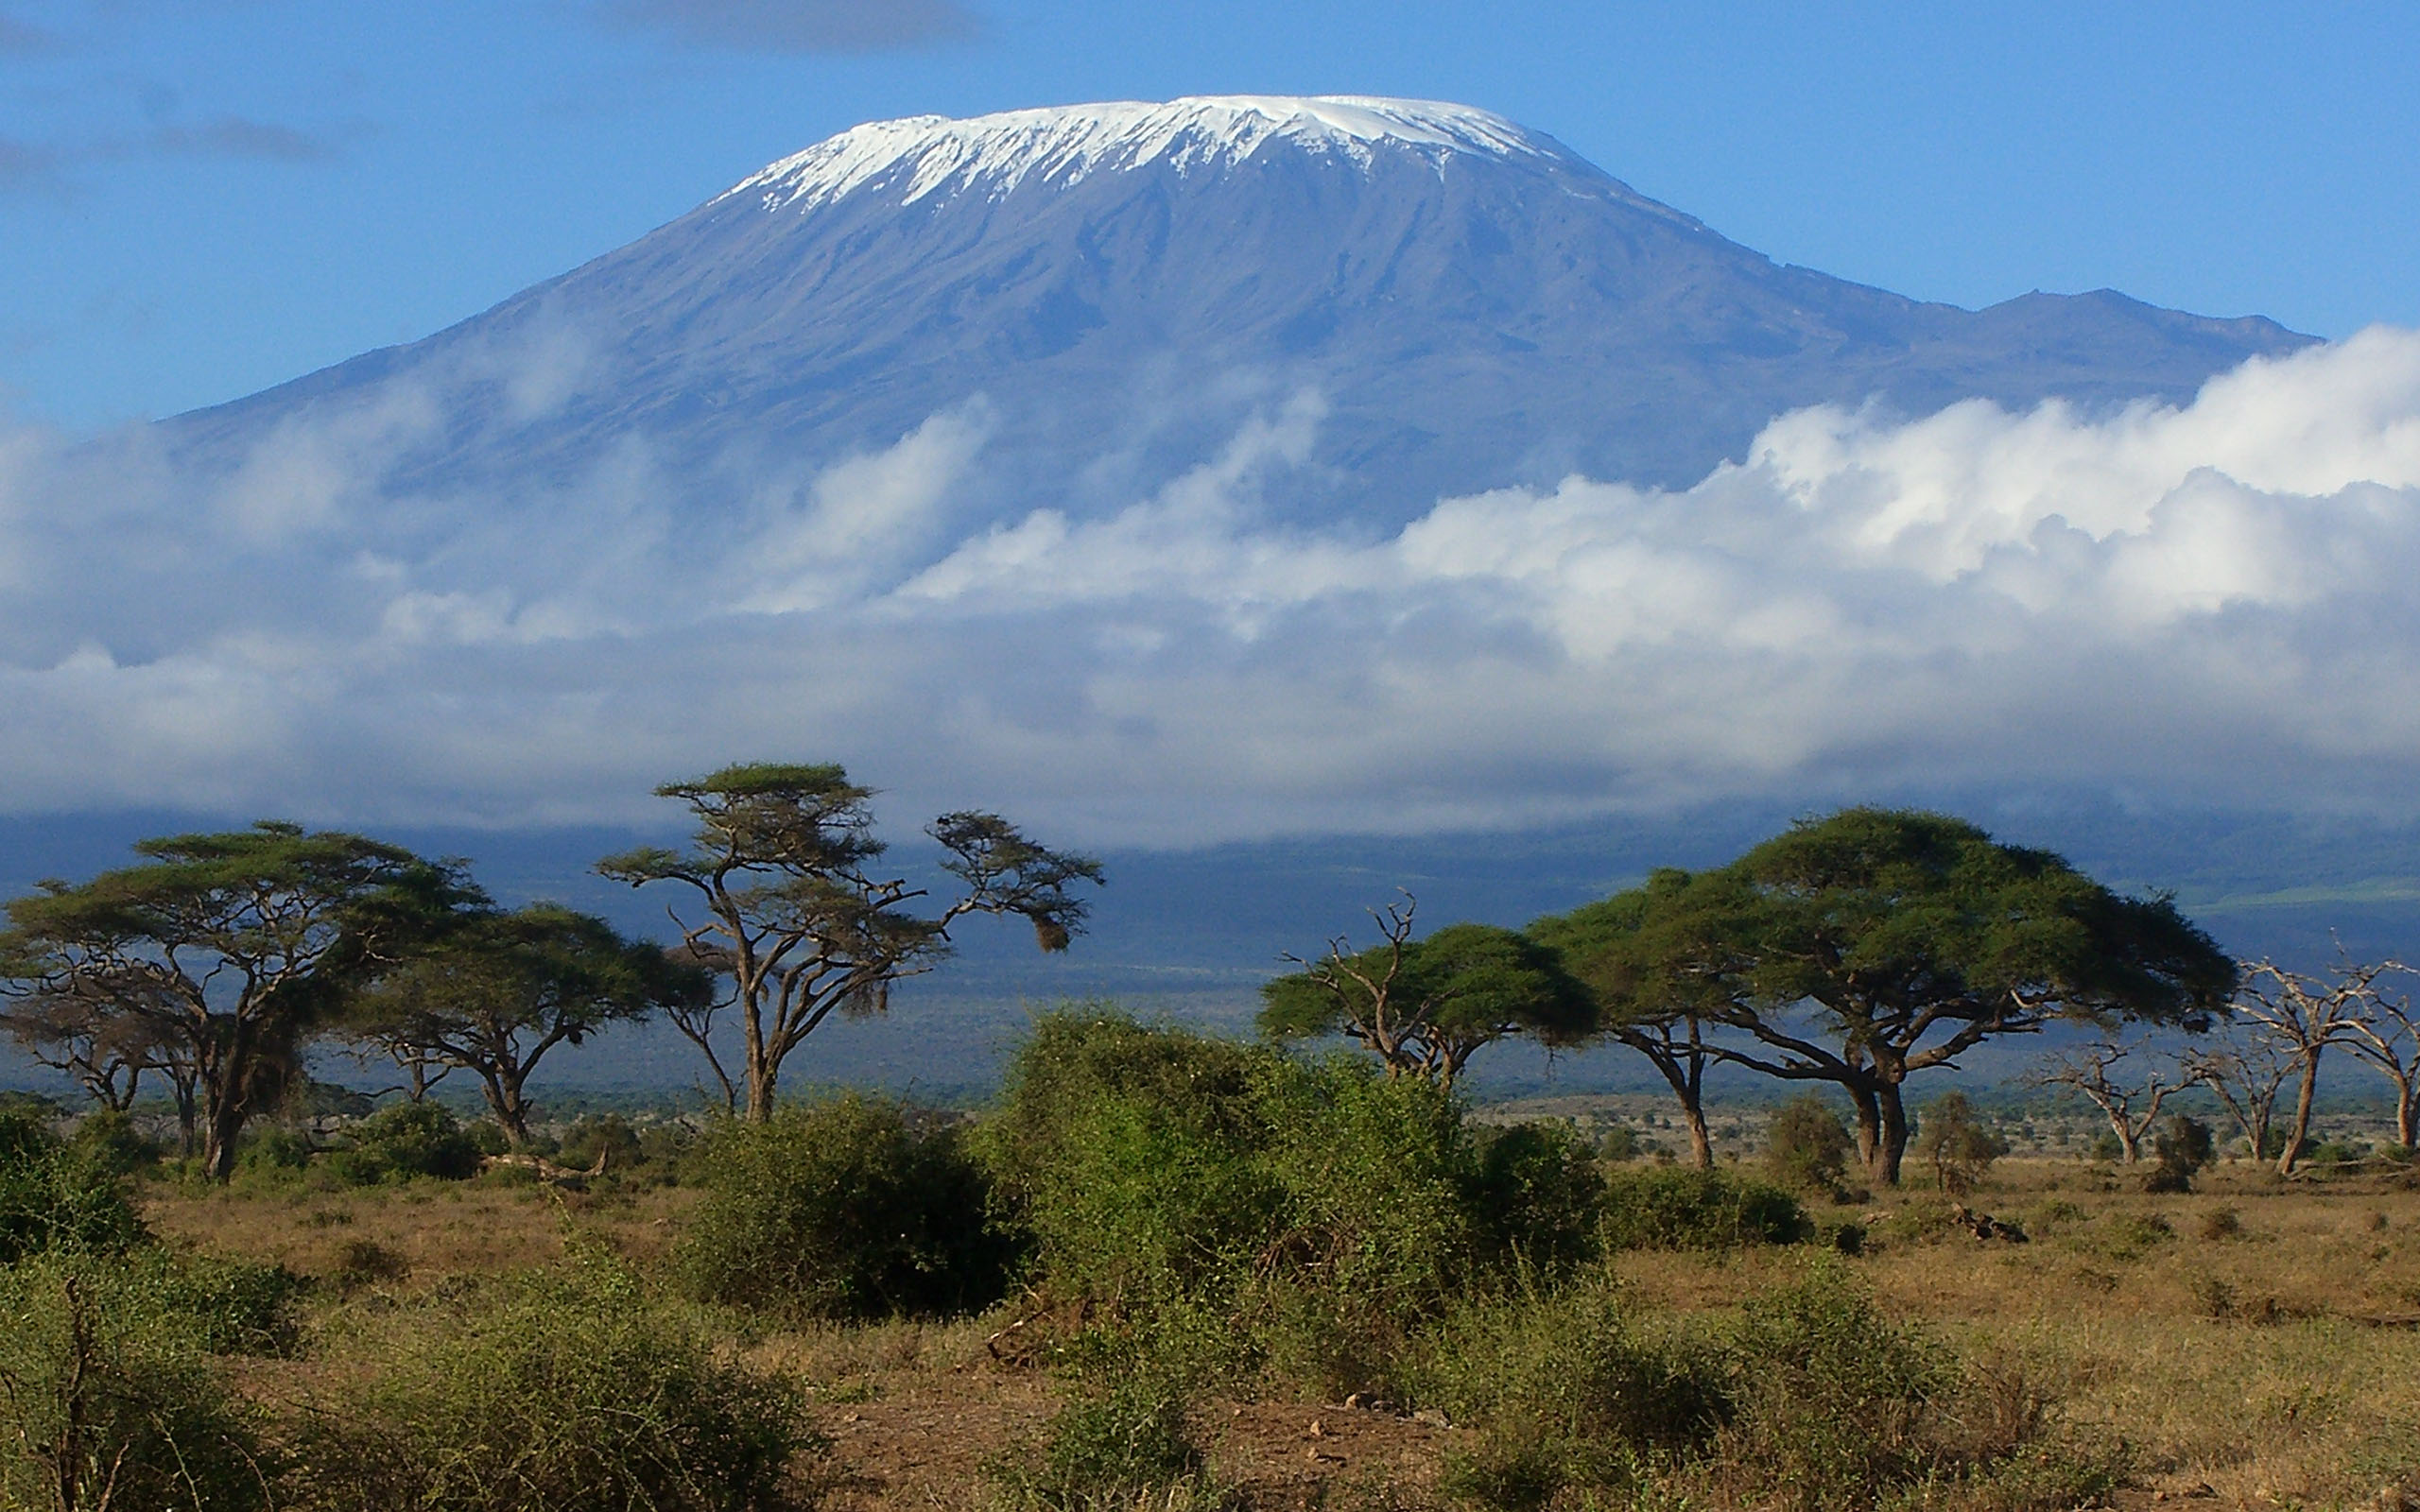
[2234,954,2406,1175]
[2184,1030,2294,1167]
[2029,1038,2178,1163]
[2336,958,2420,1153]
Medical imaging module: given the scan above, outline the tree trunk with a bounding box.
[202,1091,246,1184]
[2397,1076,2417,1153]
[1849,1085,1882,1177]
[1872,1082,1910,1187]
[2111,1119,2141,1163]
[746,1055,778,1123]
[482,1070,534,1148]
[2278,1049,2323,1176]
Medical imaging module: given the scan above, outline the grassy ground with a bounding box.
[142,1155,2420,1511]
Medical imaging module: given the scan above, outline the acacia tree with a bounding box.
[0,824,458,1181]
[1260,897,1595,1089]
[349,903,712,1146]
[598,764,1102,1122]
[2235,954,2411,1174]
[1560,809,2235,1186]
[2028,1038,2179,1163]
[1531,871,1727,1167]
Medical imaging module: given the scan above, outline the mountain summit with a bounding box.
[174,95,2310,523]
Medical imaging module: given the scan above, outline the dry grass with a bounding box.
[133,1156,2420,1510]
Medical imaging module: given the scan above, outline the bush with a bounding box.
[1598,1167,1809,1251]
[991,1375,1220,1512]
[65,1109,163,1177]
[554,1113,643,1173]
[327,1101,484,1184]
[1765,1094,1856,1194]
[983,1011,1280,1308]
[0,1252,278,1512]
[1468,1122,1608,1280]
[292,1248,816,1512]
[134,1249,311,1355]
[0,1107,148,1263]
[1914,1091,2007,1198]
[1720,1266,1955,1509]
[679,1092,1011,1321]
[2145,1115,2216,1194]
[1412,1281,1727,1456]
[236,1126,317,1180]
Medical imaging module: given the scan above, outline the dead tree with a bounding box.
[2337,959,2420,1153]
[2235,954,2404,1175]
[2184,1030,2294,1167]
[2029,1038,2177,1162]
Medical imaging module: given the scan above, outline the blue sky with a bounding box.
[3,0,2416,429]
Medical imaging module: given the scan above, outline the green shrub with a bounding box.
[1765,1094,1856,1194]
[992,1375,1221,1511]
[133,1249,310,1355]
[0,1107,147,1263]
[1412,1281,1727,1457]
[0,1252,278,1512]
[292,1249,815,1512]
[235,1126,317,1180]
[555,1112,643,1173]
[328,1101,484,1184]
[1469,1122,1607,1279]
[1599,1167,1809,1251]
[1914,1091,2007,1198]
[1717,1267,1957,1511]
[679,1092,1011,1320]
[983,1011,1279,1307]
[64,1109,163,1177]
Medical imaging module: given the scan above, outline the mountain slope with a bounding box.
[168,95,2309,521]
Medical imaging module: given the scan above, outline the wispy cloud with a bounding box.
[2,329,2418,841]
[596,0,977,53]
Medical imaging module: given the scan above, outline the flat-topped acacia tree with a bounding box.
[0,823,460,1181]
[1260,897,1596,1088]
[348,902,713,1146]
[598,763,1103,1121]
[1549,809,2236,1186]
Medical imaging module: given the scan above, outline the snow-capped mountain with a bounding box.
[168,94,2307,524]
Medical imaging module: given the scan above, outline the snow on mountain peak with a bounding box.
[727,96,1564,213]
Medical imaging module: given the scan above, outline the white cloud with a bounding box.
[1,332,2418,842]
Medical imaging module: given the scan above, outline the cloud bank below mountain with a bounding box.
[4,329,2418,845]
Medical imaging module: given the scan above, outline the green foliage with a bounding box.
[292,1251,816,1512]
[1765,1093,1857,1194]
[982,1011,1282,1308]
[0,1252,278,1512]
[554,1111,645,1172]
[1413,1281,1728,1460]
[2146,1114,2216,1194]
[62,1110,161,1177]
[130,1249,311,1356]
[1914,1091,2008,1197]
[1718,1266,1957,1512]
[1467,1122,1608,1279]
[992,1375,1220,1511]
[678,1093,1011,1320]
[1598,1167,1810,1251]
[234,1126,316,1180]
[328,1100,484,1184]
[0,1108,147,1263]
[1259,918,1597,1083]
